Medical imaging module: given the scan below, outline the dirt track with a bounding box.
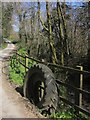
[0,44,43,119]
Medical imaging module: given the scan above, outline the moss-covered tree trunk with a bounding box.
[57,1,69,65]
[46,1,58,64]
[37,1,41,56]
[88,1,90,69]
[57,1,64,65]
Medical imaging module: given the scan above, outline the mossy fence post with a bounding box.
[75,65,83,114]
[25,55,28,73]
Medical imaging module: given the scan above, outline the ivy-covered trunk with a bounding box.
[46,1,58,64]
[57,1,69,65]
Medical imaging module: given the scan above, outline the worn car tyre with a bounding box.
[23,63,58,114]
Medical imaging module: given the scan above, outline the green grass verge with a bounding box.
[2,42,7,49]
[50,109,90,119]
[9,47,36,86]
[9,62,25,86]
[9,47,26,86]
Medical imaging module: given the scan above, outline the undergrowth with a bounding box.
[9,61,25,85]
[2,42,7,49]
[50,108,90,119]
[9,47,36,86]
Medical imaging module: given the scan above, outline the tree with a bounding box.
[2,3,13,38]
[37,1,58,64]
[87,1,90,69]
[46,1,58,64]
[0,1,2,44]
[57,1,69,65]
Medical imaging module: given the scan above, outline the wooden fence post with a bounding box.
[16,52,17,63]
[11,56,12,68]
[25,56,26,73]
[77,65,83,108]
[75,65,83,114]
[74,69,80,114]
[25,55,28,73]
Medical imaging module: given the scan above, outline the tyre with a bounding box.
[23,63,58,114]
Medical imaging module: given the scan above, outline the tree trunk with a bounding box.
[18,14,22,41]
[57,1,69,65]
[46,1,58,64]
[57,1,64,65]
[23,12,27,44]
[37,1,41,56]
[88,1,90,69]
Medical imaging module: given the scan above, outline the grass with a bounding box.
[50,111,74,119]
[50,108,90,119]
[9,48,26,86]
[9,47,36,86]
[9,62,25,86]
[2,42,7,49]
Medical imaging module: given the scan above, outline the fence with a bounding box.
[10,52,90,116]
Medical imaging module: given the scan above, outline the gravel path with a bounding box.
[0,43,42,119]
